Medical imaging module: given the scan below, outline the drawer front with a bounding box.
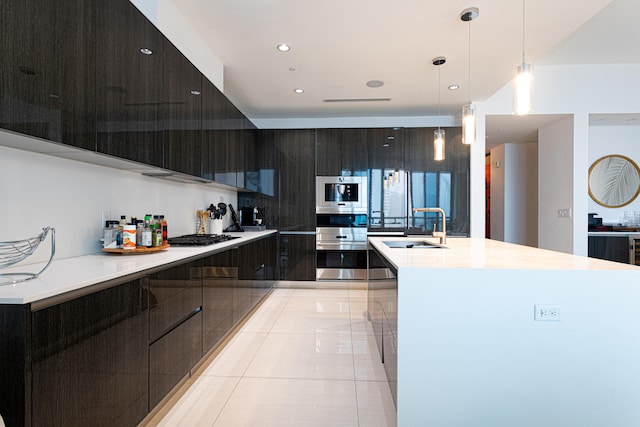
[149,259,202,342]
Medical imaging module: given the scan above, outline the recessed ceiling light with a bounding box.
[140,48,153,55]
[190,90,201,95]
[294,88,304,94]
[277,44,291,52]
[448,84,460,90]
[366,80,384,88]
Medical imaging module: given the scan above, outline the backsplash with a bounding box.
[0,144,237,264]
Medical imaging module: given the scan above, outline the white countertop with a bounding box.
[369,236,640,271]
[0,231,276,305]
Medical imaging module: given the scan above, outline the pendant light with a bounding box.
[433,56,446,161]
[513,0,533,115]
[460,7,479,145]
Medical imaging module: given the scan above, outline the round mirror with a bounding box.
[589,154,640,208]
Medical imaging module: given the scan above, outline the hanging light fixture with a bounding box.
[460,7,479,145]
[513,0,533,115]
[433,57,446,161]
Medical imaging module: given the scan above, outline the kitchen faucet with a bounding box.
[412,207,446,244]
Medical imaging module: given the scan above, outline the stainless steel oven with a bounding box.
[316,212,368,280]
[316,176,367,214]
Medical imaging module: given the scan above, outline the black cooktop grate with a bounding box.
[167,234,240,246]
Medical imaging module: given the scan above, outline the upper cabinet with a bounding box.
[0,0,96,149]
[201,79,248,188]
[316,128,368,177]
[163,40,202,177]
[95,0,164,167]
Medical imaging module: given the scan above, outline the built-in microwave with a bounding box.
[316,176,367,213]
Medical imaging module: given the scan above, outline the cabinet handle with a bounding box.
[336,235,347,239]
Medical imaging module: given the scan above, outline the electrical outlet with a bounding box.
[534,305,561,321]
[558,208,572,218]
[101,211,111,228]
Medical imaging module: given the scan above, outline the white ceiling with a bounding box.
[173,0,639,144]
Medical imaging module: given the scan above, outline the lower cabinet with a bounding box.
[279,233,316,281]
[588,235,631,264]
[0,234,276,426]
[202,248,237,352]
[367,247,398,407]
[31,278,149,427]
[148,258,203,409]
[149,311,203,408]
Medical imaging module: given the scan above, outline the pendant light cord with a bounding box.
[468,18,472,104]
[522,0,526,63]
[438,64,441,130]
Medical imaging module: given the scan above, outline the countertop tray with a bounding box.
[103,245,170,254]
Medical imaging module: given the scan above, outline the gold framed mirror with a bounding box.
[589,154,640,208]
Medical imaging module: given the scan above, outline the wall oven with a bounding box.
[316,176,368,280]
[316,176,367,214]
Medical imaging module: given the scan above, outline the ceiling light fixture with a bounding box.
[461,7,479,145]
[140,48,153,55]
[433,56,446,162]
[276,43,291,52]
[513,0,533,115]
[448,84,460,90]
[294,88,304,94]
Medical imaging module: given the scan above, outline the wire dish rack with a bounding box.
[0,227,56,285]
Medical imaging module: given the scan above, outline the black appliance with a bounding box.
[224,204,244,232]
[167,234,240,246]
[240,207,259,226]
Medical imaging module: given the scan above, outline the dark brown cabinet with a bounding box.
[276,129,317,231]
[0,0,96,149]
[202,248,237,352]
[368,128,405,231]
[201,79,247,188]
[31,279,149,427]
[279,233,316,281]
[163,40,202,176]
[95,0,164,167]
[148,258,203,408]
[367,247,397,407]
[404,127,470,235]
[316,128,368,177]
[588,235,630,264]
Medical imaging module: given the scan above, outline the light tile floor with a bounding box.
[146,287,397,427]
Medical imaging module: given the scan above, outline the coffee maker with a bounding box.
[240,207,258,226]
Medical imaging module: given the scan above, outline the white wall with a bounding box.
[0,144,237,264]
[489,145,506,241]
[479,63,640,254]
[588,125,640,224]
[538,117,575,253]
[490,143,538,246]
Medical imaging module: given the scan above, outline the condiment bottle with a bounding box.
[142,219,152,248]
[136,220,144,247]
[160,215,168,246]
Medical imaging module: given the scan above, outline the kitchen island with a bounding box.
[368,236,640,427]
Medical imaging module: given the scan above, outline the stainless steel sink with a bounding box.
[383,240,447,249]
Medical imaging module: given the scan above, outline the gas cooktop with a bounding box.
[167,234,240,246]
